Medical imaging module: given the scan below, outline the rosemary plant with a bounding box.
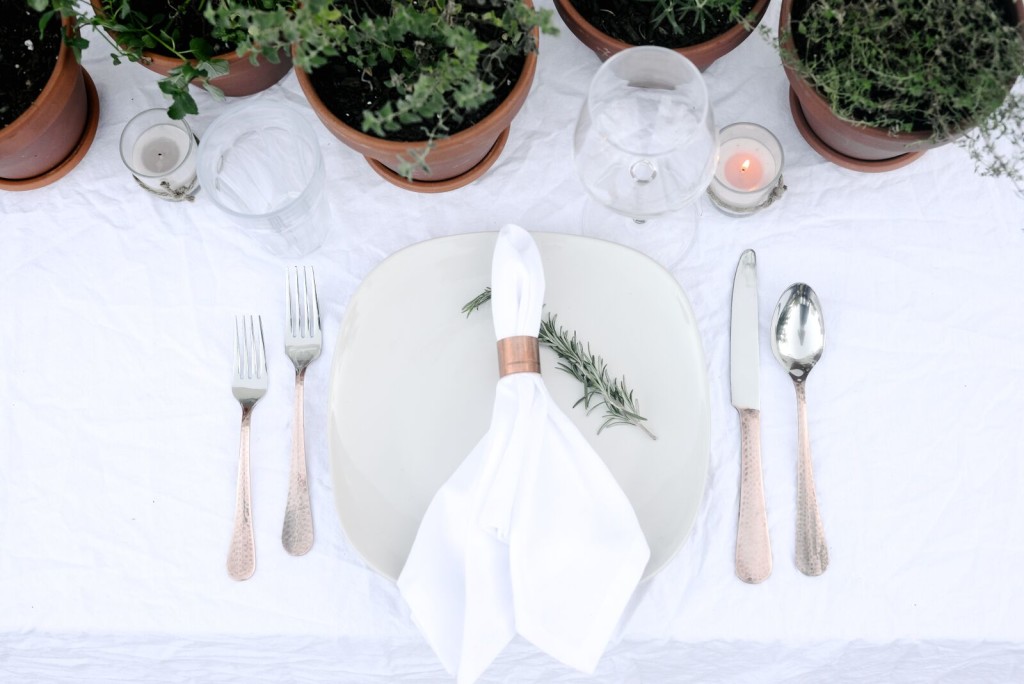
[570,0,753,46]
[463,288,656,440]
[646,0,749,35]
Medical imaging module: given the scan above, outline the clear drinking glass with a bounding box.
[197,102,330,257]
[573,46,718,226]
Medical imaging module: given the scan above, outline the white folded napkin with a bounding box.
[397,224,650,683]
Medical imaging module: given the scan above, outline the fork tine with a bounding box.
[287,266,298,339]
[299,266,310,339]
[286,266,319,340]
[243,315,253,379]
[307,266,320,336]
[256,315,266,379]
[234,316,243,378]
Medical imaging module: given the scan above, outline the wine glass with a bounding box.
[573,46,718,255]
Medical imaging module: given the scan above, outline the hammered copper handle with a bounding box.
[735,408,772,583]
[282,367,314,556]
[795,382,828,576]
[227,406,256,581]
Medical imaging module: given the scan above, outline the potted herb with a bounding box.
[778,0,1024,186]
[209,0,556,192]
[49,0,293,119]
[1,4,98,190]
[553,0,770,70]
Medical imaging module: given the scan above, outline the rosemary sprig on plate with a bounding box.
[461,288,493,317]
[463,287,656,440]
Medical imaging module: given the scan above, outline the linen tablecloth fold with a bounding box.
[397,224,650,683]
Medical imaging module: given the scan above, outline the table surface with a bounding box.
[3,2,1023,682]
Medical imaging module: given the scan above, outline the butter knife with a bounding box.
[731,249,772,583]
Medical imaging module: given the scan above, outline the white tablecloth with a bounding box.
[3,2,1023,681]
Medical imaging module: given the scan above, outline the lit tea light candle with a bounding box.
[119,109,198,201]
[708,122,785,216]
[724,154,764,190]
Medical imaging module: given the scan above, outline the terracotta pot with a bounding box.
[295,27,538,192]
[780,0,1024,171]
[0,19,100,190]
[137,43,292,97]
[90,0,291,97]
[553,0,770,70]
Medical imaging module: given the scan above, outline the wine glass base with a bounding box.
[578,199,700,268]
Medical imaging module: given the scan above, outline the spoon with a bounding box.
[770,283,829,576]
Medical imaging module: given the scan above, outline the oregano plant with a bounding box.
[28,0,289,119]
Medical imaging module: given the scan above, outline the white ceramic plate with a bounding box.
[327,231,709,581]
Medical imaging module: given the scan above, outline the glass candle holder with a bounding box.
[707,122,786,216]
[120,109,198,202]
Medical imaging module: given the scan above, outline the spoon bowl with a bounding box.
[771,283,825,382]
[771,283,829,576]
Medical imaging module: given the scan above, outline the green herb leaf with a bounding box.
[464,287,656,439]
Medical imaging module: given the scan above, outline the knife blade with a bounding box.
[731,249,772,583]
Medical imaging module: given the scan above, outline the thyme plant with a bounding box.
[781,0,1024,192]
[208,0,555,175]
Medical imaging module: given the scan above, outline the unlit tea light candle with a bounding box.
[120,109,198,201]
[708,122,785,215]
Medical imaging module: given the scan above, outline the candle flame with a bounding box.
[741,159,751,173]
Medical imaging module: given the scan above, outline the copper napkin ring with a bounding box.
[497,336,540,377]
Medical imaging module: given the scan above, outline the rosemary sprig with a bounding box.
[463,287,656,440]
[461,288,493,317]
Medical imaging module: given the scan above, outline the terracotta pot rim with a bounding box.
[787,87,926,172]
[294,49,538,155]
[554,0,770,64]
[0,68,100,189]
[140,44,284,71]
[783,63,935,145]
[365,127,511,193]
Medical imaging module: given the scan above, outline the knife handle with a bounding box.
[736,408,772,583]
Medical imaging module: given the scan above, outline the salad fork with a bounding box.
[228,315,268,581]
[282,266,321,556]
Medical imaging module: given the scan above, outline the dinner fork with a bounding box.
[282,266,321,556]
[228,315,268,581]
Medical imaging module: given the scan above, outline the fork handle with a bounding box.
[282,367,314,556]
[795,382,828,576]
[227,406,256,581]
